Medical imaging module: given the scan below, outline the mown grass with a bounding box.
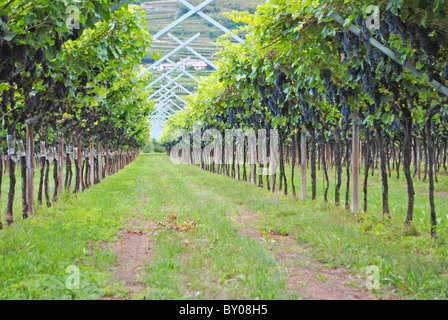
[1,161,61,227]
[127,155,293,299]
[0,162,138,299]
[1,154,447,299]
[0,155,293,299]
[193,158,448,299]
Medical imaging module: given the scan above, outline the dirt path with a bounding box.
[100,221,157,300]
[97,156,394,300]
[233,209,391,300]
[103,212,390,300]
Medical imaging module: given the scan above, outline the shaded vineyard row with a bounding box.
[0,1,155,228]
[160,0,448,238]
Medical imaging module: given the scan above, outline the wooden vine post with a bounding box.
[90,138,94,185]
[250,144,256,186]
[301,130,307,201]
[105,148,109,176]
[352,123,360,213]
[58,137,64,195]
[98,142,103,181]
[77,139,82,190]
[235,146,240,180]
[26,122,34,215]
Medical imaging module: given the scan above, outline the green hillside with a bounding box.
[134,0,265,102]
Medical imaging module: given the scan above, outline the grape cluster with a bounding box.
[385,11,408,43]
[376,20,390,45]
[70,29,80,42]
[366,47,380,72]
[274,72,287,97]
[340,104,350,124]
[228,107,238,126]
[361,73,380,107]
[0,63,15,83]
[338,87,352,124]
[341,31,359,60]
[390,60,403,77]
[382,69,391,85]
[355,14,371,42]
[426,62,436,83]
[355,14,364,27]
[347,67,361,81]
[326,82,338,105]
[320,68,342,107]
[257,83,266,101]
[440,111,448,124]
[252,78,258,91]
[54,35,64,52]
[301,102,315,123]
[54,81,70,100]
[320,68,332,83]
[390,120,401,132]
[382,11,442,79]
[255,80,285,119]
[418,27,439,58]
[340,10,446,101]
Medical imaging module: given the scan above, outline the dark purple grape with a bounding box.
[2,89,9,106]
[342,31,359,59]
[0,63,14,83]
[15,44,28,61]
[390,60,403,77]
[355,13,364,26]
[366,47,380,72]
[34,48,45,64]
[419,27,439,57]
[320,68,332,83]
[385,11,407,43]
[426,63,435,82]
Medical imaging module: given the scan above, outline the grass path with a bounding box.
[109,154,378,299]
[1,154,447,299]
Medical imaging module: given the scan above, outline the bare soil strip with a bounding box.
[233,210,392,300]
[100,221,156,300]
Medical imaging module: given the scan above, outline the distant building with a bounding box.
[155,62,174,71]
[154,59,209,71]
[185,60,208,70]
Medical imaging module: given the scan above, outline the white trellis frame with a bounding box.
[145,0,245,139]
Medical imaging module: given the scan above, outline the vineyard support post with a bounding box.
[417,138,421,181]
[116,148,119,172]
[106,148,109,176]
[90,139,94,185]
[26,123,34,215]
[250,146,256,186]
[99,142,103,181]
[301,130,307,201]
[352,123,360,213]
[58,137,64,195]
[359,140,362,169]
[77,139,82,190]
[236,146,240,180]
